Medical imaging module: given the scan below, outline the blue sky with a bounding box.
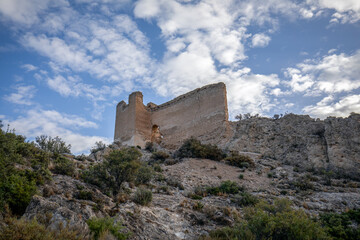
[0,0,360,153]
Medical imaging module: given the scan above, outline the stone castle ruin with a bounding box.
[114,82,229,148]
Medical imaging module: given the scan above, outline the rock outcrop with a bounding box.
[225,113,360,176]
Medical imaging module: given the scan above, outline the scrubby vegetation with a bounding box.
[150,151,169,162]
[90,141,106,153]
[0,217,86,240]
[176,138,255,169]
[35,135,71,154]
[223,152,254,168]
[82,148,142,196]
[135,165,154,185]
[0,126,52,215]
[52,153,76,176]
[87,216,131,240]
[176,137,225,161]
[205,199,331,240]
[320,209,360,240]
[132,188,153,206]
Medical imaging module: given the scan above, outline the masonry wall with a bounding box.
[150,82,229,148]
[114,92,151,147]
[114,82,229,148]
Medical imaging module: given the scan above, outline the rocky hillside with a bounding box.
[1,115,360,240]
[224,113,360,176]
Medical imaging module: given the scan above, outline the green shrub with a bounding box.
[238,174,244,179]
[223,153,255,168]
[82,148,141,196]
[90,141,106,154]
[0,129,51,216]
[232,192,258,207]
[0,217,86,240]
[52,154,75,176]
[145,142,155,152]
[133,188,152,206]
[176,137,225,161]
[189,194,203,200]
[206,181,243,195]
[135,166,153,185]
[76,190,93,201]
[87,216,131,240]
[166,178,184,190]
[320,209,360,240]
[153,164,162,172]
[293,177,314,191]
[1,172,37,215]
[35,135,71,154]
[150,151,169,162]
[193,201,204,211]
[206,199,331,240]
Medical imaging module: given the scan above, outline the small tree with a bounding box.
[91,141,106,153]
[82,148,141,196]
[35,135,71,154]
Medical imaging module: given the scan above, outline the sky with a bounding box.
[0,0,360,154]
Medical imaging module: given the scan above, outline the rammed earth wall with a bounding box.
[114,82,229,148]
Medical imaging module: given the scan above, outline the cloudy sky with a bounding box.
[0,0,359,153]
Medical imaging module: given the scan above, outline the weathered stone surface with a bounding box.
[114,83,230,148]
[225,113,360,174]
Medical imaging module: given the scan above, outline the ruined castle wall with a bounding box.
[150,83,229,148]
[114,100,135,144]
[134,93,152,147]
[114,92,151,147]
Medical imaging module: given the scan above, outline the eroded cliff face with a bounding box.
[224,113,360,175]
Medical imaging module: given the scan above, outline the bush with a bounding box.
[206,181,243,195]
[0,217,86,240]
[35,135,71,154]
[90,141,106,154]
[292,177,314,191]
[206,199,331,240]
[1,172,37,215]
[52,154,75,176]
[82,148,141,196]
[135,166,153,185]
[145,142,155,152]
[232,192,258,207]
[176,137,225,161]
[166,178,184,190]
[132,188,152,206]
[0,129,51,215]
[320,209,360,240]
[153,164,162,172]
[223,153,254,168]
[150,151,169,162]
[76,190,93,201]
[87,216,131,240]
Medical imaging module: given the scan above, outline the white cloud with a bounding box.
[251,33,271,48]
[2,109,111,153]
[308,0,360,23]
[21,64,38,72]
[0,0,50,25]
[303,94,360,119]
[134,0,284,117]
[46,75,110,101]
[286,50,360,94]
[21,14,152,85]
[0,0,70,27]
[4,85,36,105]
[220,69,280,117]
